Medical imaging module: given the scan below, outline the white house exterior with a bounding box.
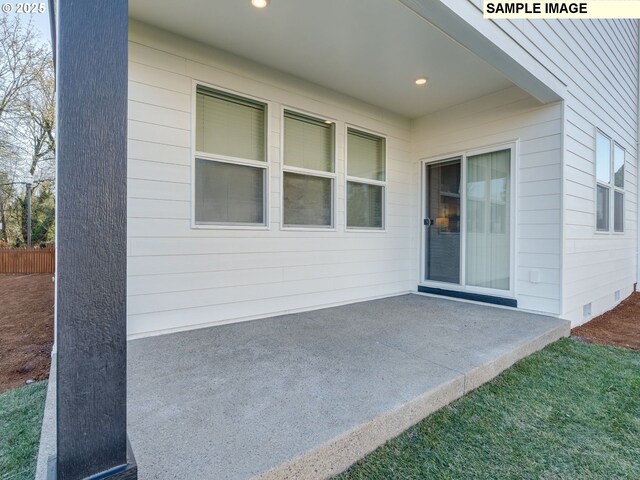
[46,1,639,478]
[123,0,639,338]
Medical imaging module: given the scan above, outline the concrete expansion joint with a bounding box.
[376,339,468,379]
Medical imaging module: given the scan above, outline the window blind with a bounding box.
[283,111,334,172]
[195,159,265,225]
[283,172,332,227]
[196,85,266,162]
[347,129,385,181]
[347,181,383,229]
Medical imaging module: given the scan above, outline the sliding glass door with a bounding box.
[423,146,513,294]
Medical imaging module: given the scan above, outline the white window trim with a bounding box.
[190,80,271,230]
[418,141,518,299]
[280,106,337,231]
[594,129,625,235]
[344,124,388,232]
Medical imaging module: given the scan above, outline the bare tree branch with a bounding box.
[0,15,54,245]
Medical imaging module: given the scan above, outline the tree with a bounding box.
[21,56,55,178]
[12,180,55,245]
[0,15,54,246]
[0,15,49,122]
[11,54,55,246]
[0,135,21,244]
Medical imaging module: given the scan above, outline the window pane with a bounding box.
[425,160,461,284]
[347,129,385,181]
[596,184,610,231]
[283,172,332,227]
[465,149,511,291]
[347,181,383,229]
[614,191,624,232]
[595,131,611,183]
[195,159,264,224]
[614,144,625,188]
[284,111,334,172]
[196,86,266,161]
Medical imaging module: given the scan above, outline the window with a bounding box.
[613,144,625,232]
[346,128,386,229]
[595,131,610,232]
[282,110,335,228]
[595,130,625,233]
[596,184,609,232]
[194,85,267,226]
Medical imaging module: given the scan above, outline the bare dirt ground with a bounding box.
[0,274,54,393]
[572,291,640,350]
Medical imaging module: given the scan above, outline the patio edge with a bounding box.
[35,355,56,480]
[464,320,571,393]
[256,319,570,480]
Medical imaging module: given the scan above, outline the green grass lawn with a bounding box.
[337,338,640,480]
[0,382,47,480]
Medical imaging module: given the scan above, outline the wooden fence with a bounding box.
[0,246,55,274]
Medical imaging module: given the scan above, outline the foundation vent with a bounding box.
[583,303,592,319]
[615,290,621,301]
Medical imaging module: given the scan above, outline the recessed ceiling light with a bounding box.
[325,120,333,124]
[251,0,270,8]
[415,77,428,86]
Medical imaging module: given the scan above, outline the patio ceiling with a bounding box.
[128,0,514,118]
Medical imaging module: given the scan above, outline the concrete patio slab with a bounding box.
[36,293,569,480]
[127,294,568,479]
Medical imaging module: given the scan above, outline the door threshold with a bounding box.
[417,285,518,308]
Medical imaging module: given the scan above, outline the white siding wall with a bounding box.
[413,86,563,314]
[127,22,416,337]
[460,1,639,324]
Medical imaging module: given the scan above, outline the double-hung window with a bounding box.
[595,130,625,233]
[613,143,625,232]
[194,85,268,226]
[282,110,335,228]
[346,128,386,230]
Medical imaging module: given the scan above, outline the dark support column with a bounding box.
[55,1,135,479]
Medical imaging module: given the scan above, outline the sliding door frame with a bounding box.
[419,141,518,299]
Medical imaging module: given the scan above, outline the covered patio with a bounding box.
[45,1,567,478]
[37,294,568,479]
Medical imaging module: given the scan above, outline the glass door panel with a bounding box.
[465,149,510,290]
[425,159,461,284]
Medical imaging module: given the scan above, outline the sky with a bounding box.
[31,7,52,47]
[4,2,53,48]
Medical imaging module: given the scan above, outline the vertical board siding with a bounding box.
[413,86,563,314]
[464,1,639,324]
[55,0,132,477]
[127,22,415,337]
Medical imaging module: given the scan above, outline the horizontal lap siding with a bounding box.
[493,12,638,324]
[413,86,563,314]
[127,22,414,337]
